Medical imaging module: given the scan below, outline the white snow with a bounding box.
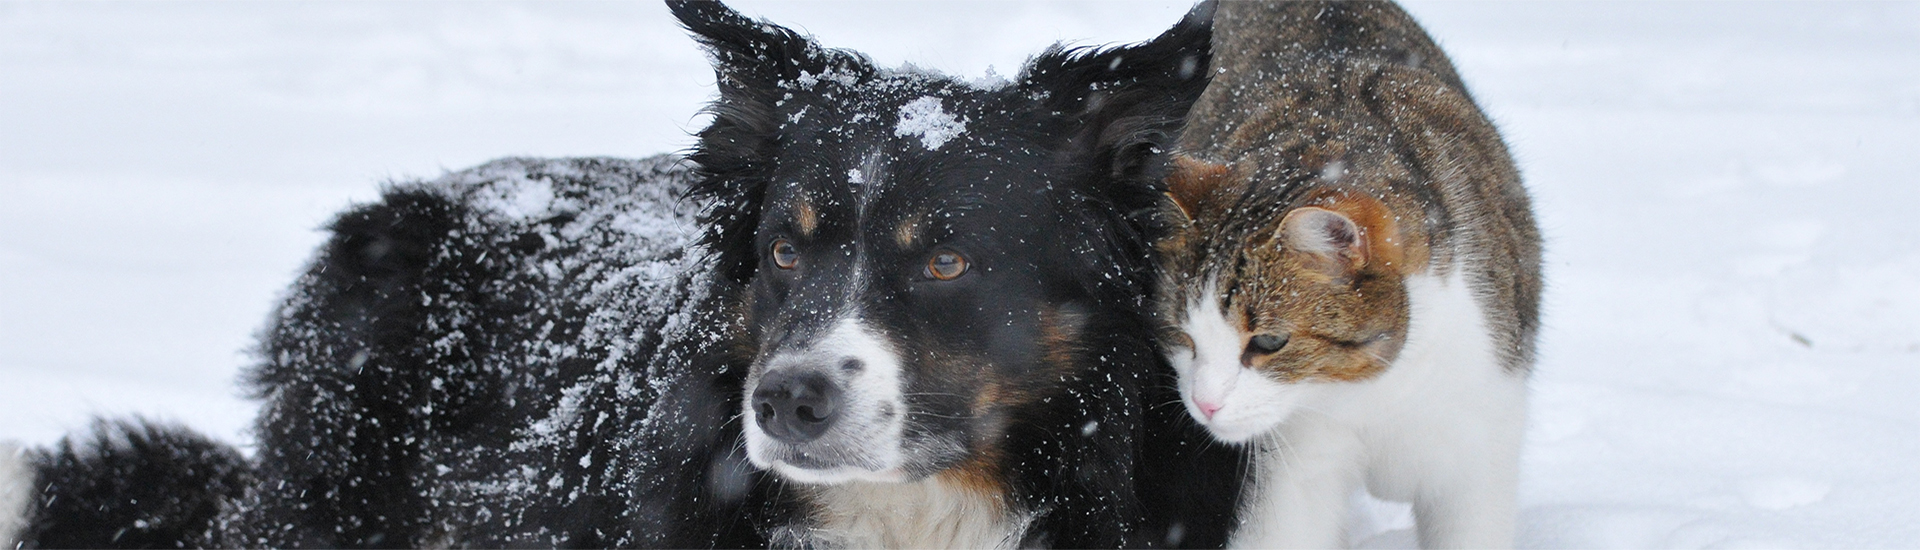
[1,1,1916,546]
[893,96,968,150]
[475,173,559,222]
[792,68,860,91]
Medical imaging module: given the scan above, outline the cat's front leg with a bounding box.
[1231,416,1364,549]
[1407,387,1526,549]
[1411,458,1518,548]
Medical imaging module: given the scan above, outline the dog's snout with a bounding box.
[752,369,843,443]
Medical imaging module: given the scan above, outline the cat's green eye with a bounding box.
[1248,333,1289,354]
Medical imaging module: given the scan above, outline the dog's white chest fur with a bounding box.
[799,477,1032,550]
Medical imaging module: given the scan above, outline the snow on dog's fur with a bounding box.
[8,156,767,547]
[10,1,1247,547]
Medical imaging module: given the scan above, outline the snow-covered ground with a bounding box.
[2,1,1915,547]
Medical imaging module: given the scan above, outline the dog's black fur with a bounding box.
[11,1,1246,547]
[14,419,250,549]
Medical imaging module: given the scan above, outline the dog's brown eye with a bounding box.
[1248,333,1288,354]
[771,239,799,269]
[927,251,968,281]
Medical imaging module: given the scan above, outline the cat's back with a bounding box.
[1182,0,1460,152]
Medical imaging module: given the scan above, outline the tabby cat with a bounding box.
[1155,1,1542,547]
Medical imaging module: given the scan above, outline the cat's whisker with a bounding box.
[1290,403,1339,422]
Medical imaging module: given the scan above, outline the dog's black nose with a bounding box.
[752,370,841,443]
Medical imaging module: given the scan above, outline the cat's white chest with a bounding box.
[1341,272,1526,500]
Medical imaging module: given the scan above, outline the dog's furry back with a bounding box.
[215,155,780,547]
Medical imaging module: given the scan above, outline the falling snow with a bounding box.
[3,2,1917,548]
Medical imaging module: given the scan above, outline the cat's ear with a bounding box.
[1280,206,1370,278]
[1281,192,1413,279]
[1165,154,1232,221]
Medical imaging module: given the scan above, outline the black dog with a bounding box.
[672,0,1239,547]
[9,1,1244,547]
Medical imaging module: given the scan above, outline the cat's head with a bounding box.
[1154,155,1419,442]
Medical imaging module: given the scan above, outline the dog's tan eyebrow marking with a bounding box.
[794,197,818,237]
[894,212,923,249]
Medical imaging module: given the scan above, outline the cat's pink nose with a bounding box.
[1196,401,1223,420]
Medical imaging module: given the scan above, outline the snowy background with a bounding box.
[2,1,1916,547]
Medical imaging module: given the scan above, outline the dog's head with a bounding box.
[671,0,1211,485]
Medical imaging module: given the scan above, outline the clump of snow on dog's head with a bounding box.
[894,96,967,150]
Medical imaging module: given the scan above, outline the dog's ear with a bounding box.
[669,0,873,108]
[1017,0,1215,189]
[669,0,874,283]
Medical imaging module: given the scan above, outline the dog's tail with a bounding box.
[5,419,251,549]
